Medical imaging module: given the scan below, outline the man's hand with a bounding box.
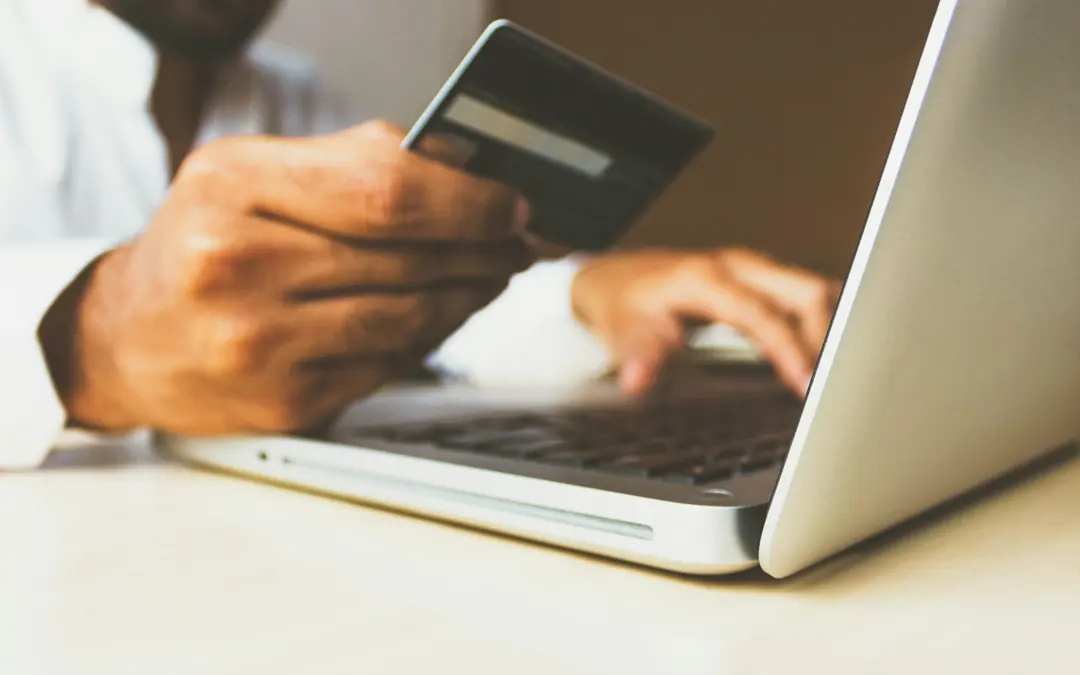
[571,247,841,397]
[49,121,532,435]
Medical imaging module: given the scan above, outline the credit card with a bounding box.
[402,19,714,251]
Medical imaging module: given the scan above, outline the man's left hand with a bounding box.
[571,247,842,397]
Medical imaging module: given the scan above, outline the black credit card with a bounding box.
[402,20,714,251]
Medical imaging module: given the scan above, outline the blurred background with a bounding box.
[264,0,488,125]
[263,0,939,278]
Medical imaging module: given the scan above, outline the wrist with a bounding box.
[569,257,602,328]
[39,249,141,432]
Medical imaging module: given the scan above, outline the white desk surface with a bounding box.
[3,436,1079,675]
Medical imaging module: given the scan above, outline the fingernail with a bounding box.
[520,229,542,251]
[802,374,813,394]
[620,361,650,397]
[513,197,532,232]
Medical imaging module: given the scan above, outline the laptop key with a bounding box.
[535,447,621,468]
[740,457,780,474]
[357,425,444,444]
[440,428,531,450]
[477,427,569,446]
[748,436,790,457]
[483,439,567,458]
[661,462,737,485]
[596,451,698,477]
[700,443,749,461]
[487,414,548,429]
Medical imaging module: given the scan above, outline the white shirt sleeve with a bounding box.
[0,11,115,470]
[0,238,114,470]
[426,256,613,389]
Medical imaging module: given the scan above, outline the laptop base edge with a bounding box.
[155,432,767,577]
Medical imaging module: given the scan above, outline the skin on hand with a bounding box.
[50,120,532,436]
[570,247,842,398]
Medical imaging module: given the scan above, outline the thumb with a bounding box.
[619,357,663,398]
[611,314,684,397]
[414,132,478,168]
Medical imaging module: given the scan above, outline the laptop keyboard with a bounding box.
[351,394,803,486]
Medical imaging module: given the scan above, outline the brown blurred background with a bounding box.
[268,0,941,278]
[493,0,939,277]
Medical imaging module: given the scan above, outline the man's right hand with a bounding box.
[54,121,532,435]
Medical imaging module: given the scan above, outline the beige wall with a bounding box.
[494,0,939,276]
[262,0,490,125]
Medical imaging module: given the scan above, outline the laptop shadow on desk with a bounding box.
[778,441,1080,587]
[38,431,163,471]
[637,441,1080,591]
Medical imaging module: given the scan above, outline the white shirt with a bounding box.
[0,0,611,470]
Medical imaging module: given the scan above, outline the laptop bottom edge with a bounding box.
[154,432,768,576]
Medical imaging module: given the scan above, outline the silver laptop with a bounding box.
[158,0,1080,579]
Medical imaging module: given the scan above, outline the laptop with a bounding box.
[157,0,1080,579]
